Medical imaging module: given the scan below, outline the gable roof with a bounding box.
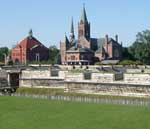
[95,38,121,51]
[15,36,48,50]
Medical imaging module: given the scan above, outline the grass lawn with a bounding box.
[0,96,150,129]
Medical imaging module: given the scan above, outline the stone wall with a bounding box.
[92,73,114,83]
[20,79,64,88]
[126,69,150,73]
[18,69,150,97]
[20,69,150,87]
[19,69,150,91]
[20,70,66,79]
[0,70,8,87]
[0,70,7,78]
[65,72,83,82]
[124,74,150,85]
[65,72,114,83]
[19,70,66,88]
[65,82,150,97]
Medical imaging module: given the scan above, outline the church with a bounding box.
[60,5,122,65]
[11,30,49,64]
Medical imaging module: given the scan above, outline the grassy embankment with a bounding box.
[16,87,150,102]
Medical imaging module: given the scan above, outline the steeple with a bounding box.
[78,4,90,40]
[71,17,74,34]
[80,3,88,23]
[28,29,33,39]
[70,17,75,41]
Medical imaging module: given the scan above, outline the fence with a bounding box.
[10,93,150,106]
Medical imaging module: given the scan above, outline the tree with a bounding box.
[0,47,9,62]
[122,47,134,60]
[129,30,150,64]
[48,45,60,64]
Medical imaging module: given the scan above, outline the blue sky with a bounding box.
[0,0,149,48]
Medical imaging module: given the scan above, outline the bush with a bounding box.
[94,62,102,65]
[118,60,141,65]
[7,60,13,65]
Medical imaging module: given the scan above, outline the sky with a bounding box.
[0,0,150,48]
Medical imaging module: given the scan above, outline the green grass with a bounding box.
[0,96,150,129]
[68,69,85,74]
[16,87,64,95]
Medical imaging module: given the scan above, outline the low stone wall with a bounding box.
[124,74,150,85]
[0,70,7,78]
[65,82,150,98]
[126,69,150,73]
[65,73,83,82]
[0,70,8,87]
[20,69,150,86]
[20,70,66,80]
[65,72,114,83]
[19,79,65,88]
[92,73,114,83]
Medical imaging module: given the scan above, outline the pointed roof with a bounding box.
[15,30,48,50]
[70,17,74,34]
[64,34,69,43]
[64,34,70,49]
[80,4,88,23]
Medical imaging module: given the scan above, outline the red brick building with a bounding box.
[11,30,49,64]
[60,5,122,65]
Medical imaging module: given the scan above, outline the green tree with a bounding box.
[122,47,134,60]
[48,45,60,64]
[129,30,150,64]
[0,47,9,62]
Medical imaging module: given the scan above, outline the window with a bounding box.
[71,55,75,60]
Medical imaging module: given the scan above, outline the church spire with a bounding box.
[70,17,75,41]
[70,17,74,34]
[80,3,88,23]
[78,4,90,40]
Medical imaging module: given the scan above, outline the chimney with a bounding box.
[105,34,109,52]
[115,35,118,42]
[105,34,109,44]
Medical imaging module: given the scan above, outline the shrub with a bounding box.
[118,60,141,65]
[94,62,102,65]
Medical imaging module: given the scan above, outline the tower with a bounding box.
[60,34,70,64]
[78,4,90,40]
[70,17,75,42]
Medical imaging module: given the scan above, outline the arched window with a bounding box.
[15,58,19,63]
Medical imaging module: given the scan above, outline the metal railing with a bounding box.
[10,93,150,106]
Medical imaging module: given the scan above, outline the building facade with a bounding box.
[11,30,49,64]
[60,5,122,65]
